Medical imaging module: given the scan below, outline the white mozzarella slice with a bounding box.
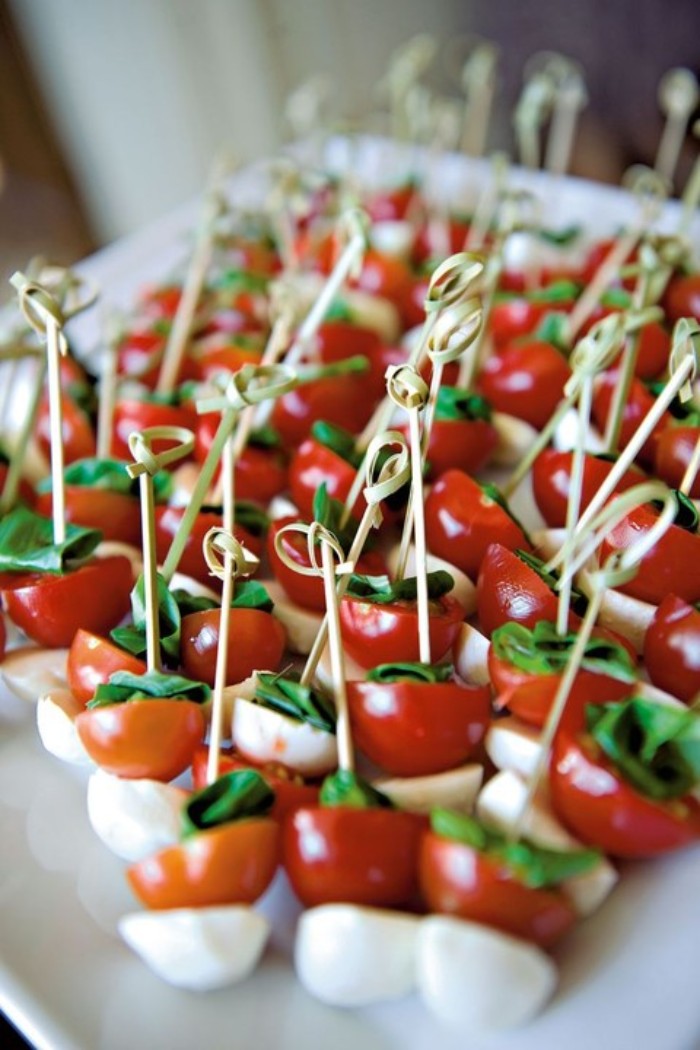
[552,406,606,454]
[232,697,337,778]
[295,904,420,1006]
[635,680,685,708]
[36,688,94,766]
[387,544,477,614]
[417,916,557,1031]
[262,580,322,655]
[315,639,365,690]
[452,622,491,686]
[374,764,483,814]
[168,462,208,507]
[119,906,269,991]
[578,567,655,654]
[531,527,567,563]
[370,220,414,258]
[95,541,142,578]
[168,573,219,602]
[2,647,69,701]
[87,770,188,861]
[491,413,538,467]
[486,718,543,779]
[267,496,300,521]
[476,770,618,916]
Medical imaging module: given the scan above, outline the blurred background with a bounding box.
[0,0,699,298]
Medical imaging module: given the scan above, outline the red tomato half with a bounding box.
[339,593,465,670]
[283,806,423,908]
[643,594,700,702]
[477,544,560,637]
[663,273,700,324]
[76,698,206,780]
[654,426,700,498]
[127,818,280,909]
[550,730,700,858]
[532,449,644,528]
[191,746,319,822]
[478,340,571,430]
[67,629,147,705]
[347,677,491,776]
[180,607,286,687]
[591,370,670,466]
[2,555,134,648]
[419,832,577,948]
[37,396,96,465]
[271,374,375,448]
[289,438,361,521]
[35,487,141,546]
[154,505,262,586]
[414,419,498,480]
[110,400,197,461]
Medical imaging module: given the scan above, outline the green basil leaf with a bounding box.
[346,570,454,605]
[0,506,102,574]
[587,698,700,800]
[324,300,355,323]
[170,588,219,616]
[434,387,492,423]
[537,225,582,247]
[515,549,588,617]
[214,268,270,294]
[600,287,632,309]
[312,483,356,553]
[651,490,698,533]
[528,279,580,304]
[491,621,636,682]
[248,424,282,450]
[111,572,181,662]
[89,669,210,707]
[234,501,269,538]
[255,671,336,733]
[36,457,171,500]
[66,380,97,420]
[181,769,274,837]
[430,808,600,888]
[231,579,274,612]
[310,420,361,467]
[320,769,394,809]
[366,662,454,685]
[533,312,571,353]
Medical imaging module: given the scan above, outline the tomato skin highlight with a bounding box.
[76,698,206,781]
[2,555,134,648]
[271,374,374,448]
[35,487,142,546]
[425,470,531,580]
[591,370,669,466]
[67,629,147,705]
[180,607,286,687]
[531,449,644,529]
[289,438,360,521]
[283,806,423,908]
[654,426,700,498]
[478,340,571,430]
[550,730,700,858]
[643,594,700,702]
[127,818,280,909]
[37,396,96,465]
[347,678,491,776]
[419,832,577,948]
[110,400,197,461]
[339,594,465,670]
[663,272,700,324]
[599,506,700,606]
[477,544,559,637]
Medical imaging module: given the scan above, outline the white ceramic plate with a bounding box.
[1,139,700,1050]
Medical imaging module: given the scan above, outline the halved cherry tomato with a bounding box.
[489,298,571,349]
[76,697,206,780]
[663,272,700,324]
[410,418,498,480]
[194,413,288,502]
[2,555,134,648]
[67,629,147,705]
[0,464,34,507]
[194,339,262,380]
[180,607,286,687]
[550,729,700,858]
[37,396,96,465]
[350,249,414,310]
[366,182,419,223]
[154,505,262,585]
[283,806,423,907]
[116,328,167,384]
[339,593,465,670]
[419,831,577,948]
[425,471,531,580]
[127,818,280,909]
[35,487,141,546]
[580,309,670,379]
[478,340,571,430]
[412,218,471,266]
[138,284,183,320]
[599,505,700,606]
[191,745,319,821]
[654,425,700,498]
[477,544,562,637]
[643,594,700,702]
[271,374,375,448]
[532,448,644,528]
[315,320,388,400]
[591,370,670,466]
[289,438,361,521]
[110,399,197,461]
[347,677,491,776]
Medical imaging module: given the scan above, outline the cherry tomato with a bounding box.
[400,273,430,330]
[154,505,262,585]
[35,487,141,546]
[477,544,561,637]
[116,328,167,385]
[180,607,286,687]
[37,396,96,465]
[76,698,206,780]
[67,629,147,705]
[315,320,388,399]
[487,646,634,729]
[351,249,414,310]
[591,370,670,467]
[138,284,183,320]
[581,309,670,380]
[191,745,319,821]
[347,677,491,776]
[271,374,375,448]
[419,832,577,948]
[2,555,134,648]
[127,818,280,909]
[581,238,637,287]
[599,505,700,606]
[478,340,571,430]
[194,413,288,502]
[283,806,423,907]
[339,593,465,670]
[414,418,498,480]
[550,729,700,858]
[425,471,531,580]
[289,438,360,521]
[643,594,700,702]
[366,183,419,222]
[531,449,644,528]
[194,340,262,381]
[654,425,700,498]
[663,272,700,324]
[110,399,197,462]
[412,219,471,266]
[0,464,34,507]
[489,298,572,349]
